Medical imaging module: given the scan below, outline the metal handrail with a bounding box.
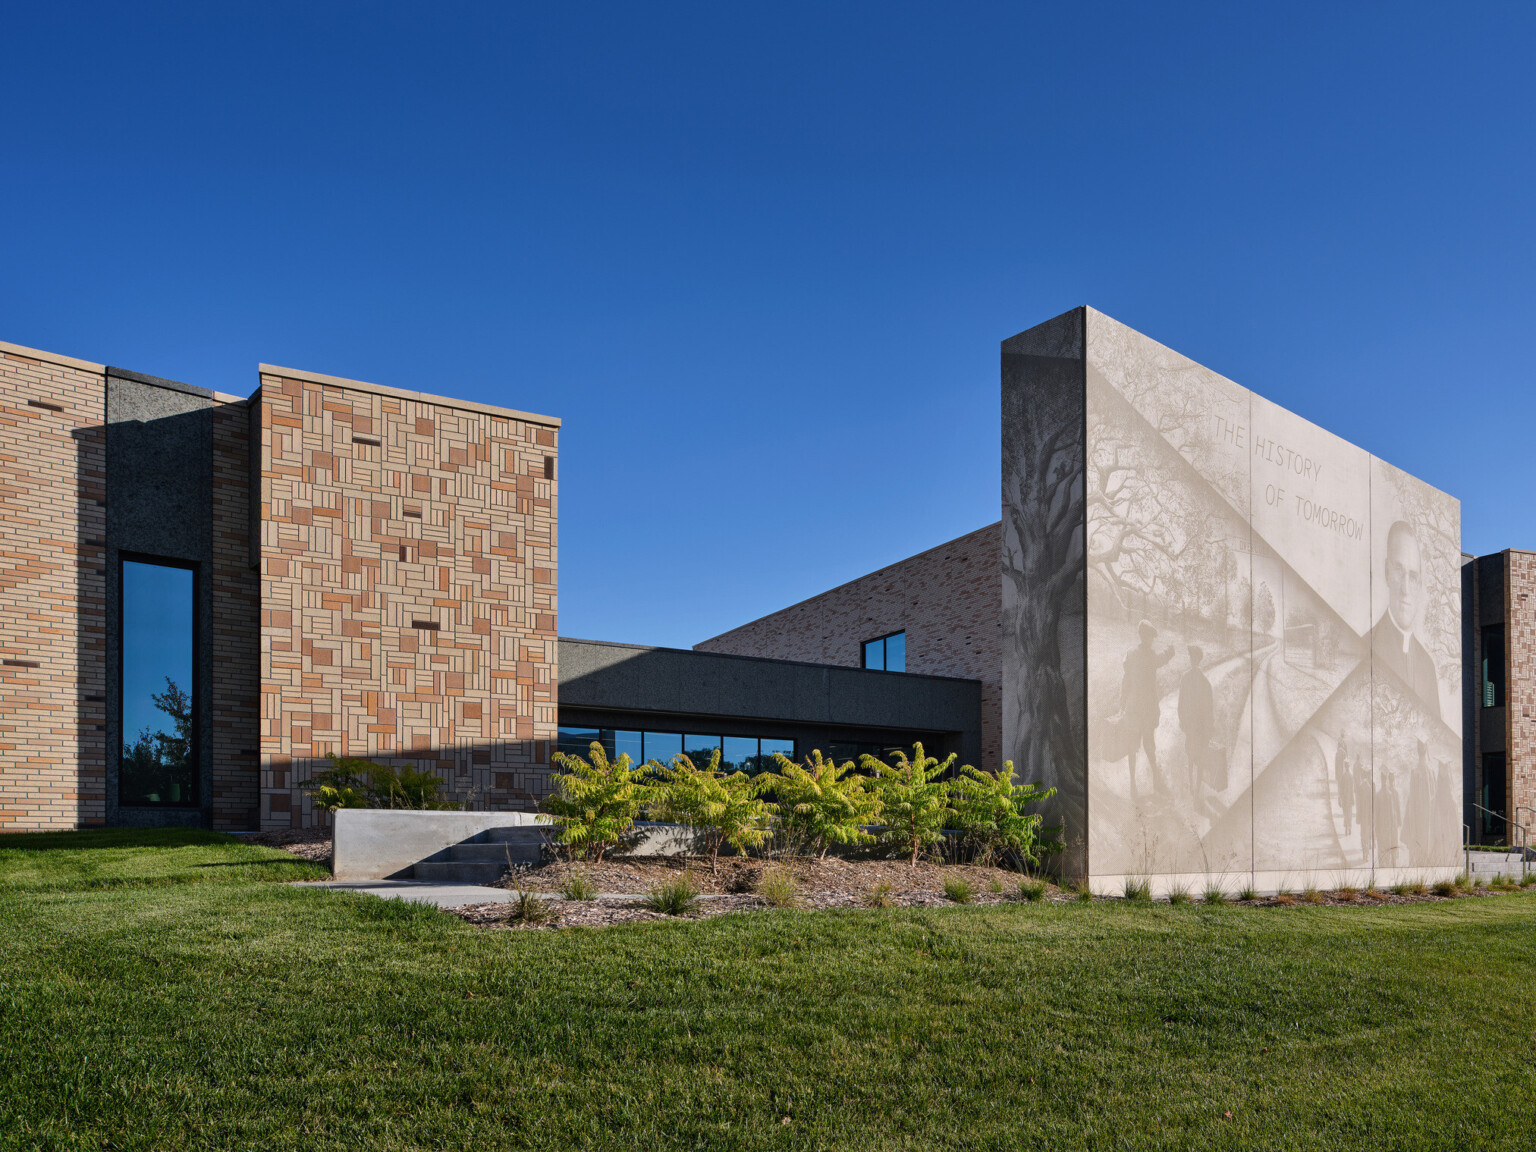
[1469,803,1530,880]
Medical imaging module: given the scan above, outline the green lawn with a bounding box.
[2,831,1535,1150]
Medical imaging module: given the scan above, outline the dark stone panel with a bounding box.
[1001,307,1087,878]
[105,374,216,828]
[558,638,983,768]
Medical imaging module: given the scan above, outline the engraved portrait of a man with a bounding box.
[1370,520,1440,721]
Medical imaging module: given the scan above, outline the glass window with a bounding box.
[1483,626,1505,707]
[120,560,196,806]
[759,738,794,764]
[861,631,906,672]
[684,734,722,766]
[643,731,681,766]
[721,736,758,774]
[558,726,606,760]
[614,730,643,766]
[863,638,884,670]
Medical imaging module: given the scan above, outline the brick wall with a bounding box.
[258,367,559,828]
[210,401,260,830]
[0,344,107,830]
[1506,550,1536,837]
[695,523,1003,772]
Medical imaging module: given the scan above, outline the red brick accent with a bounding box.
[210,403,260,830]
[1507,551,1536,835]
[695,523,1002,772]
[0,351,107,830]
[259,373,558,826]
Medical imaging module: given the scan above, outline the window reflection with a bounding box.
[120,560,196,806]
[861,631,906,672]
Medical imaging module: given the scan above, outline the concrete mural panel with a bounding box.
[1004,307,1461,891]
[1001,308,1087,878]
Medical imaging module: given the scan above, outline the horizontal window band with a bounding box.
[3,659,41,668]
[410,621,441,631]
[26,399,64,412]
[352,436,382,446]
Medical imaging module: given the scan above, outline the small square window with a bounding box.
[861,631,906,673]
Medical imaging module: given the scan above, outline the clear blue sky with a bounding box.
[4,3,1530,649]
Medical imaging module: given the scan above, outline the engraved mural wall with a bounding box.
[1005,307,1461,890]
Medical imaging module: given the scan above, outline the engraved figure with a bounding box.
[1177,645,1213,796]
[1120,620,1174,797]
[1335,735,1355,837]
[1370,521,1441,721]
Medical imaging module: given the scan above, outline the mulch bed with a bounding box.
[248,827,332,867]
[258,835,1532,930]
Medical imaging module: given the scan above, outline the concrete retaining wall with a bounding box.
[332,809,548,880]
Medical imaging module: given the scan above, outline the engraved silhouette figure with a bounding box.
[1177,645,1213,797]
[1120,620,1174,798]
[1370,521,1441,722]
[1335,734,1355,837]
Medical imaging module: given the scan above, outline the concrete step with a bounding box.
[481,826,547,844]
[412,860,509,884]
[449,842,540,863]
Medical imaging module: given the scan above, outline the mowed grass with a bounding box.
[2,832,1535,1150]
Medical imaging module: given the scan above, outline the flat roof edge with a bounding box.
[0,338,106,374]
[259,363,561,427]
[559,636,983,685]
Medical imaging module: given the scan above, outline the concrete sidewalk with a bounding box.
[290,880,530,908]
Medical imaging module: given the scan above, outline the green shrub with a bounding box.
[561,872,596,901]
[1074,881,1095,902]
[509,886,555,925]
[1432,880,1456,897]
[643,875,701,916]
[1018,878,1047,902]
[986,877,1004,894]
[867,881,894,908]
[1203,885,1227,905]
[756,750,881,858]
[862,742,954,866]
[1301,885,1323,904]
[1237,885,1258,902]
[1122,877,1151,903]
[541,742,652,863]
[756,867,798,908]
[942,877,972,904]
[947,760,1061,871]
[301,754,452,813]
[650,750,774,873]
[1521,873,1536,888]
[1166,885,1191,906]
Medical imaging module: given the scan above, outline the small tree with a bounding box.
[948,761,1061,871]
[862,743,954,867]
[650,749,773,873]
[542,742,651,862]
[758,749,881,858]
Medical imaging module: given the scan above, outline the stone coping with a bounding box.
[259,362,560,427]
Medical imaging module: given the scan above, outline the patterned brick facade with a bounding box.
[1505,550,1536,836]
[695,523,1003,772]
[0,343,108,829]
[257,366,558,828]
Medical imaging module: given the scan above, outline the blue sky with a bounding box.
[4,3,1531,648]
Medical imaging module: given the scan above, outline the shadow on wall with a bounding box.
[264,740,555,830]
[73,423,108,829]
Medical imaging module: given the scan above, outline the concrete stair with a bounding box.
[1467,850,1529,880]
[410,826,546,883]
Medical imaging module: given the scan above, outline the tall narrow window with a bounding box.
[861,631,906,673]
[1482,626,1505,708]
[120,560,196,806]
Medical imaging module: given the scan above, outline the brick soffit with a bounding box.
[259,363,561,428]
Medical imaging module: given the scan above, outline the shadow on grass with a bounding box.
[0,828,243,852]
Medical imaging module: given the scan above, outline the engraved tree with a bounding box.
[1002,351,1085,865]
